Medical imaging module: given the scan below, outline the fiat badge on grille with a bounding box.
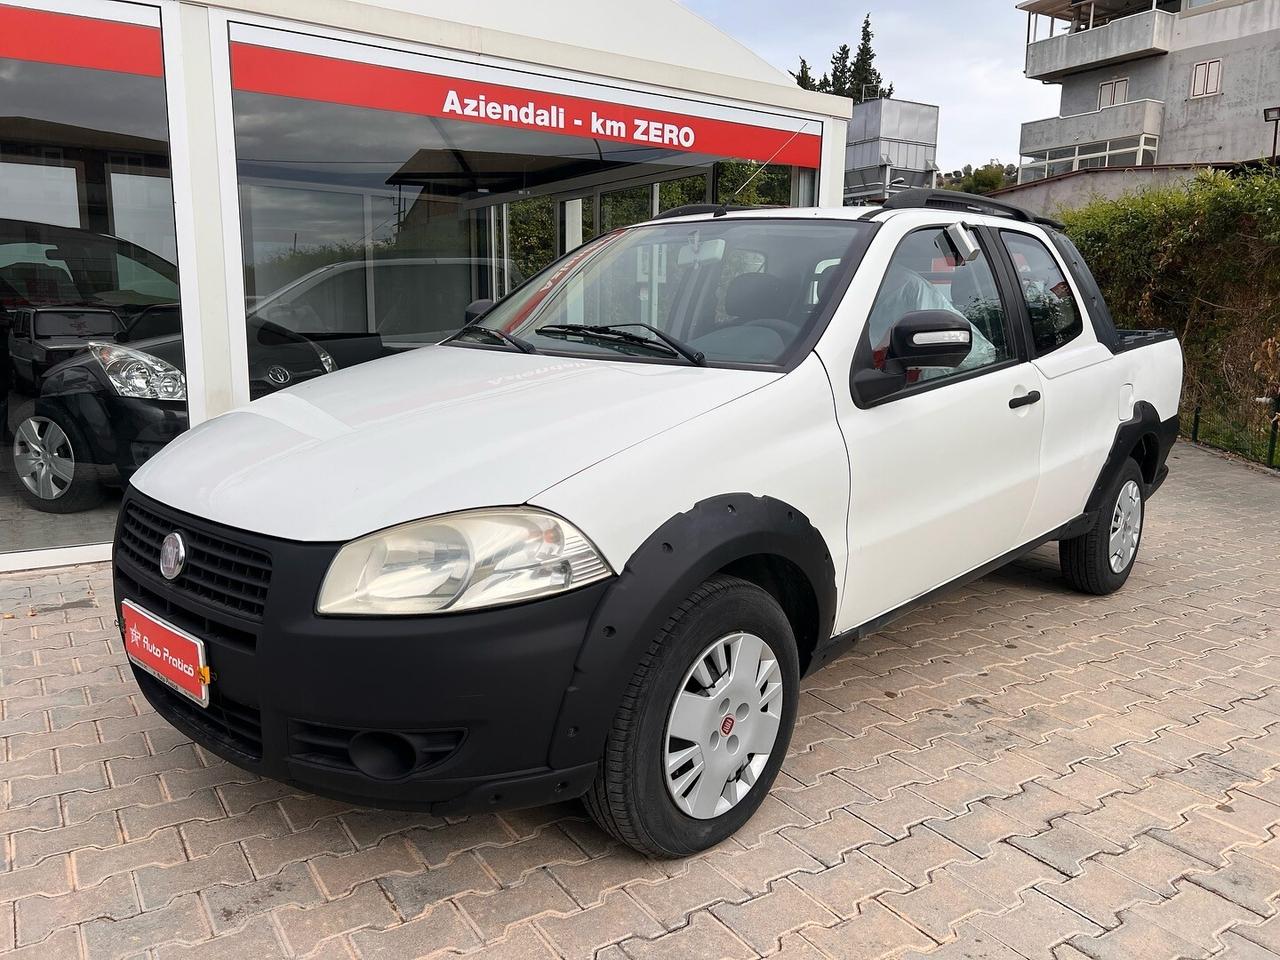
[159,532,187,581]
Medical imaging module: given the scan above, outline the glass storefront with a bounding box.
[227,26,818,385]
[0,3,831,566]
[1,3,184,553]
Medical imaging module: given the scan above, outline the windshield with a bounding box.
[465,218,871,368]
[35,310,121,339]
[0,228,179,318]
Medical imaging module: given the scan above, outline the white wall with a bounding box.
[369,0,791,86]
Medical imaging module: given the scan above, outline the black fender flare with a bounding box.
[1084,401,1178,516]
[547,493,837,770]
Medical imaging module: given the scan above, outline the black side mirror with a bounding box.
[851,310,973,406]
[888,310,973,369]
[464,298,495,325]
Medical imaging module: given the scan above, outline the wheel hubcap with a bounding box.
[13,417,74,501]
[663,631,784,819]
[1109,479,1142,573]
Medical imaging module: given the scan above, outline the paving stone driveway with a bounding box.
[2,443,1280,960]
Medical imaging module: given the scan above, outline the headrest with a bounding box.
[815,265,841,304]
[724,273,792,321]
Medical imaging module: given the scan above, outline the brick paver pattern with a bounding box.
[2,443,1279,959]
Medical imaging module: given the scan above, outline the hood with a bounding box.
[131,344,776,541]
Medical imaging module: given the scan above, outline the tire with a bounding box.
[1059,457,1144,595]
[11,410,103,513]
[585,574,799,858]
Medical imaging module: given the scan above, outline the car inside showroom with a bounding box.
[0,0,849,571]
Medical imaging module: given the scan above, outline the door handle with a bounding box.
[1009,390,1041,409]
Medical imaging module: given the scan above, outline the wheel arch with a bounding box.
[546,493,837,770]
[1084,400,1168,515]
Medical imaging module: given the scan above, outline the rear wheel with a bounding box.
[11,412,103,513]
[585,574,799,857]
[1059,457,1144,595]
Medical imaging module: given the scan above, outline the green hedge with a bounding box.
[1058,168,1280,466]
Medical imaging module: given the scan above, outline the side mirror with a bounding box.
[464,298,495,325]
[888,310,972,369]
[850,310,973,406]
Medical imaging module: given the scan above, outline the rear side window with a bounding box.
[1001,231,1083,355]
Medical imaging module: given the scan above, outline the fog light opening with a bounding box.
[348,730,418,780]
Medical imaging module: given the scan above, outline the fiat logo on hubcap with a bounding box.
[720,715,735,736]
[159,532,187,581]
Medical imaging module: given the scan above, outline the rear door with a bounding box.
[990,227,1116,538]
[821,221,1047,630]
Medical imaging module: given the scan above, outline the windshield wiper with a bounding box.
[536,324,705,366]
[450,325,538,354]
[596,323,706,366]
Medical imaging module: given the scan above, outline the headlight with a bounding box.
[313,342,337,373]
[317,508,613,615]
[88,342,186,400]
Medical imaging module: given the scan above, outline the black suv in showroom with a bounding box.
[2,220,374,512]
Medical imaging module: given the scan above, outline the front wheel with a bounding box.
[1059,457,1145,595]
[585,575,799,857]
[11,412,103,513]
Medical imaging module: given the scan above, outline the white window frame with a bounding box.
[206,10,833,412]
[1098,78,1129,110]
[0,0,193,574]
[1190,59,1222,99]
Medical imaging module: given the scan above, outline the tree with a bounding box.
[792,13,893,104]
[828,44,853,100]
[790,57,819,91]
[849,15,893,102]
[943,162,1015,195]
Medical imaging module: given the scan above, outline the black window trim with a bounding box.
[849,222,1028,410]
[989,225,1089,360]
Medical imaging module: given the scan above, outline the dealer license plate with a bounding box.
[122,599,210,708]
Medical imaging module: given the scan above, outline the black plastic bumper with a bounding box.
[1147,413,1180,497]
[39,389,187,485]
[113,489,607,813]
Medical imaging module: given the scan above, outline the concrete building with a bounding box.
[844,98,941,204]
[1003,0,1280,209]
[0,0,853,572]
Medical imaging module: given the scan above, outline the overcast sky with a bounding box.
[680,0,1061,171]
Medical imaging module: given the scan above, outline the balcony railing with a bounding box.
[1025,8,1175,81]
[1021,99,1165,155]
[1019,100,1163,182]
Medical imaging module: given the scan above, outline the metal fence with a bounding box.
[1187,396,1280,469]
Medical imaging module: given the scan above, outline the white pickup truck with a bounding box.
[113,190,1183,857]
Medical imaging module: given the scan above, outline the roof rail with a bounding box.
[650,203,778,221]
[872,189,1065,230]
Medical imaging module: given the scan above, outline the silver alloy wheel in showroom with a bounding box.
[664,630,784,819]
[1108,479,1143,573]
[13,416,75,501]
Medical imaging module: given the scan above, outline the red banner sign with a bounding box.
[230,43,822,169]
[0,4,162,78]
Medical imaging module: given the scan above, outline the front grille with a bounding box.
[115,567,256,653]
[288,719,464,776]
[118,500,272,621]
[134,670,263,761]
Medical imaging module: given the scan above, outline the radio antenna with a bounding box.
[718,119,814,214]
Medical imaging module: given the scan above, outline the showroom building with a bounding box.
[0,0,851,571]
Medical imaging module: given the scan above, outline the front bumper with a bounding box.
[38,388,187,484]
[113,489,606,813]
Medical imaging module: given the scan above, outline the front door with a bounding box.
[829,223,1046,629]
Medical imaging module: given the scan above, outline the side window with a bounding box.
[1000,232,1084,355]
[858,227,1013,397]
